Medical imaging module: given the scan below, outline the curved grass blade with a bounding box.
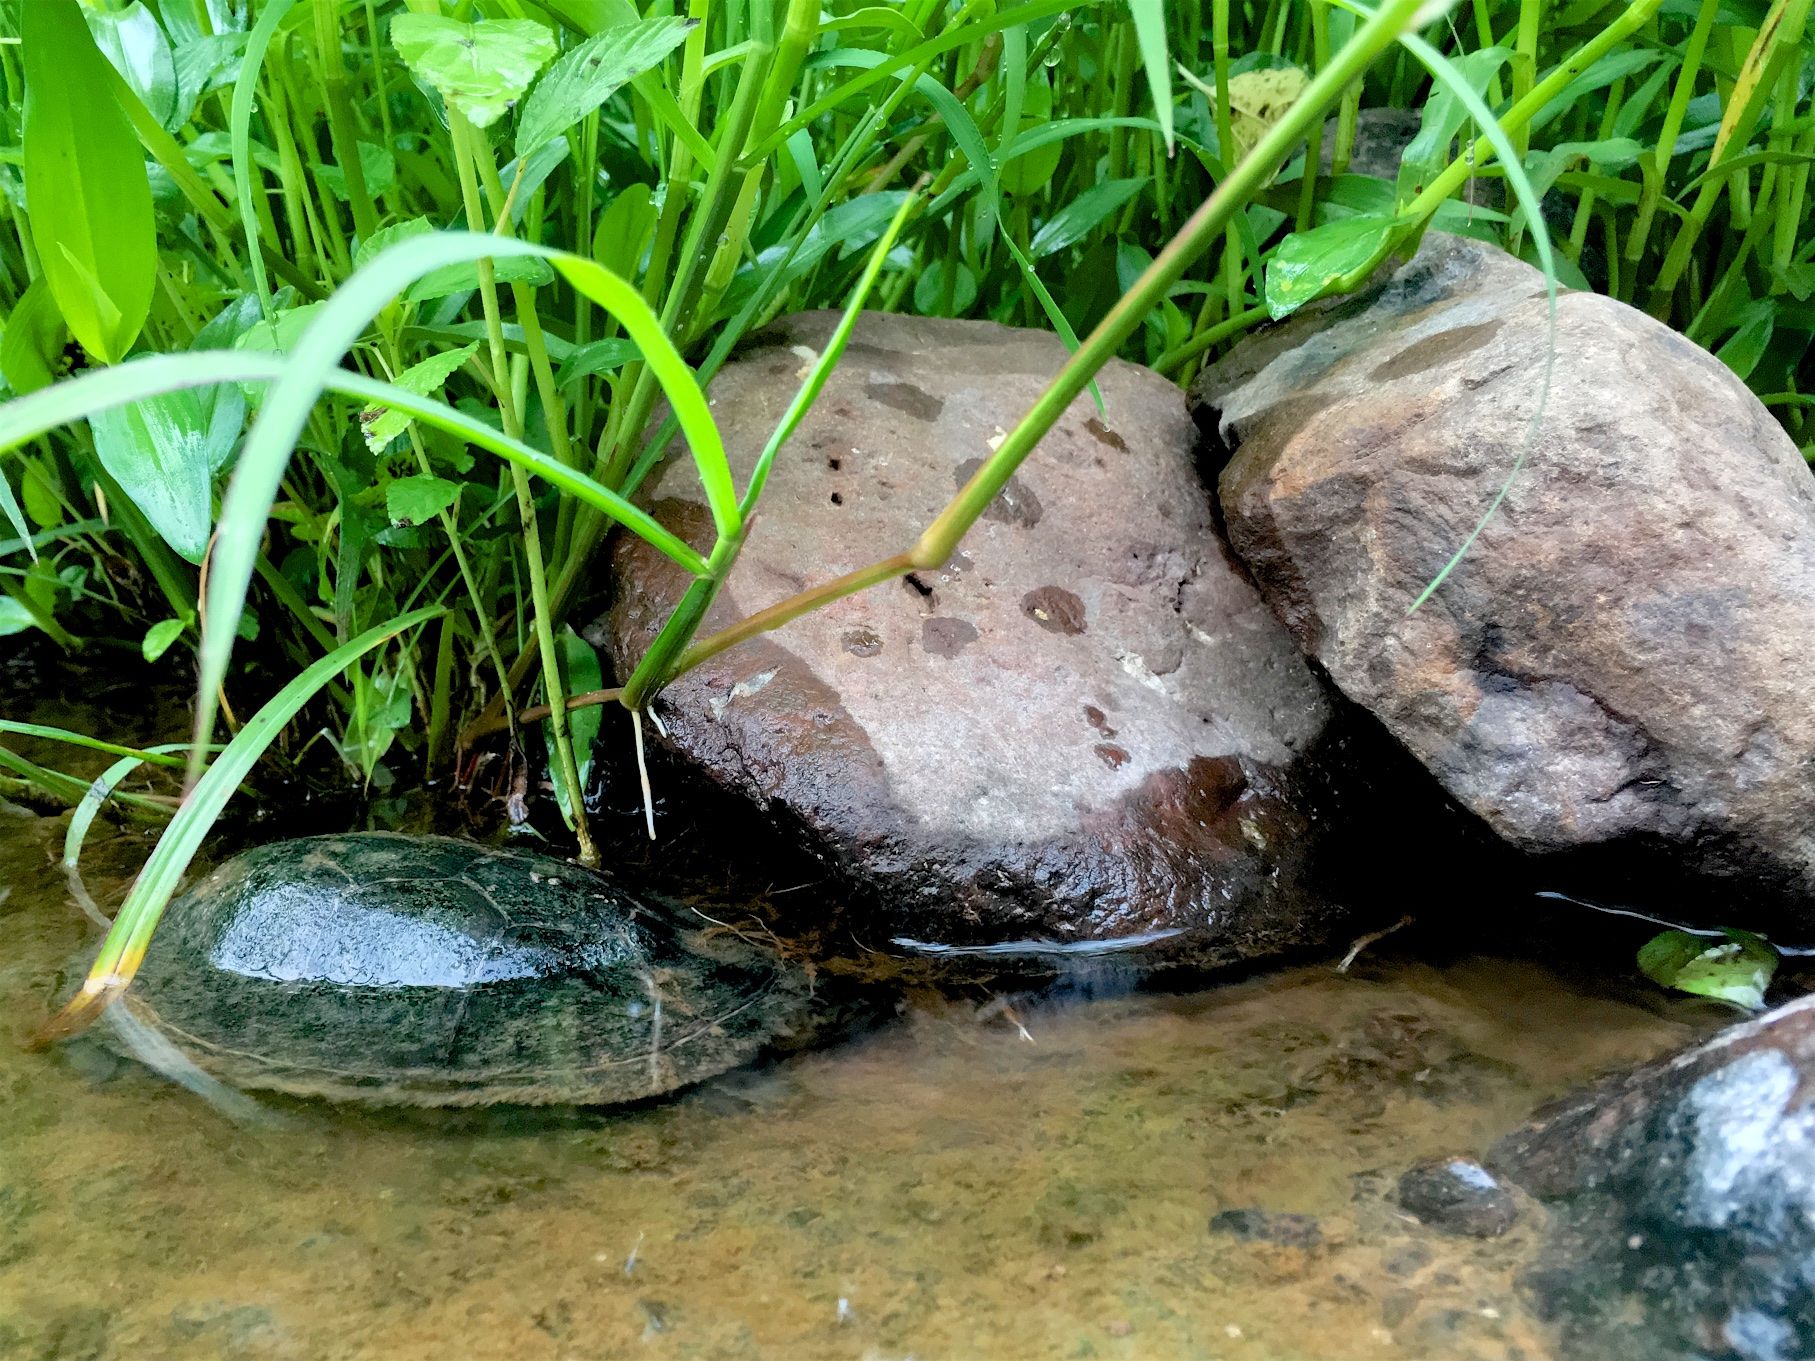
[183,233,724,784]
[0,351,709,574]
[230,0,303,315]
[0,721,191,770]
[39,606,445,1041]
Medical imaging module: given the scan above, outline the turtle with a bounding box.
[91,833,818,1106]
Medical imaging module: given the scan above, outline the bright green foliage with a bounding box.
[1638,928,1779,1011]
[515,17,696,158]
[20,0,156,365]
[0,0,1811,999]
[390,15,557,129]
[88,388,240,563]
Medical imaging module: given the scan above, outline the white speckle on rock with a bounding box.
[709,669,778,719]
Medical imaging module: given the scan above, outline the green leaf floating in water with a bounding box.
[1638,928,1778,1011]
[390,14,557,130]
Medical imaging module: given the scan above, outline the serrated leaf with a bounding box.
[141,616,187,662]
[1265,214,1401,320]
[515,16,694,157]
[386,475,462,527]
[355,216,435,271]
[316,141,397,203]
[22,0,156,364]
[1638,928,1778,1011]
[361,343,481,452]
[390,14,556,129]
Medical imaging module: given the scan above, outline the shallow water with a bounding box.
[0,703,1715,1361]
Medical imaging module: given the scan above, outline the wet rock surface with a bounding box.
[598,311,1371,954]
[1192,233,1815,926]
[1396,1157,1517,1238]
[1492,993,1815,1360]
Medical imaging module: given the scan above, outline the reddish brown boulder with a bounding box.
[1192,233,1815,924]
[595,311,1369,955]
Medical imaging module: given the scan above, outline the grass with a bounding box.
[0,0,1809,1016]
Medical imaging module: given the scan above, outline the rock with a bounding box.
[1396,1156,1517,1238]
[597,311,1372,953]
[1492,993,1815,1360]
[1207,1207,1322,1248]
[1191,233,1815,926]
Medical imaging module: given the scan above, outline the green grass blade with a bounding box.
[230,0,304,314]
[1128,0,1175,153]
[741,188,920,516]
[0,721,192,769]
[0,351,709,574]
[194,231,727,784]
[48,606,444,1037]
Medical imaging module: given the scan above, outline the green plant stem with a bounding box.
[449,110,598,866]
[671,0,1430,681]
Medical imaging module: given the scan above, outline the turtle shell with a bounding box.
[109,833,811,1106]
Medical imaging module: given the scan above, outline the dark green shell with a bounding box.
[112,833,811,1106]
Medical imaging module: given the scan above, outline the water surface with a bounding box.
[0,704,1711,1361]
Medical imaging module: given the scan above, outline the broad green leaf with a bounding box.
[1638,929,1777,1011]
[0,596,35,637]
[1398,47,1509,203]
[390,14,557,129]
[913,258,978,314]
[545,625,603,824]
[385,474,462,527]
[1265,214,1401,319]
[171,31,246,126]
[1128,0,1174,152]
[88,387,241,564]
[86,1,178,132]
[0,278,70,396]
[355,217,435,270]
[592,183,656,278]
[361,343,480,452]
[555,337,641,390]
[141,617,187,662]
[1001,70,1062,195]
[1716,299,1776,380]
[407,255,557,302]
[22,0,156,364]
[20,460,63,529]
[231,304,329,357]
[316,142,397,203]
[1030,178,1147,258]
[515,17,695,157]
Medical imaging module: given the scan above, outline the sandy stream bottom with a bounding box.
[0,690,1705,1361]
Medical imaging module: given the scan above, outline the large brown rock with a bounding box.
[1491,994,1815,1360]
[1192,233,1815,924]
[595,311,1370,955]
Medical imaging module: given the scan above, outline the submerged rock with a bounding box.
[597,311,1367,955]
[1396,1156,1517,1238]
[1191,233,1815,925]
[1492,994,1815,1360]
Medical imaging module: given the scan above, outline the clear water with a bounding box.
[0,701,1711,1361]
